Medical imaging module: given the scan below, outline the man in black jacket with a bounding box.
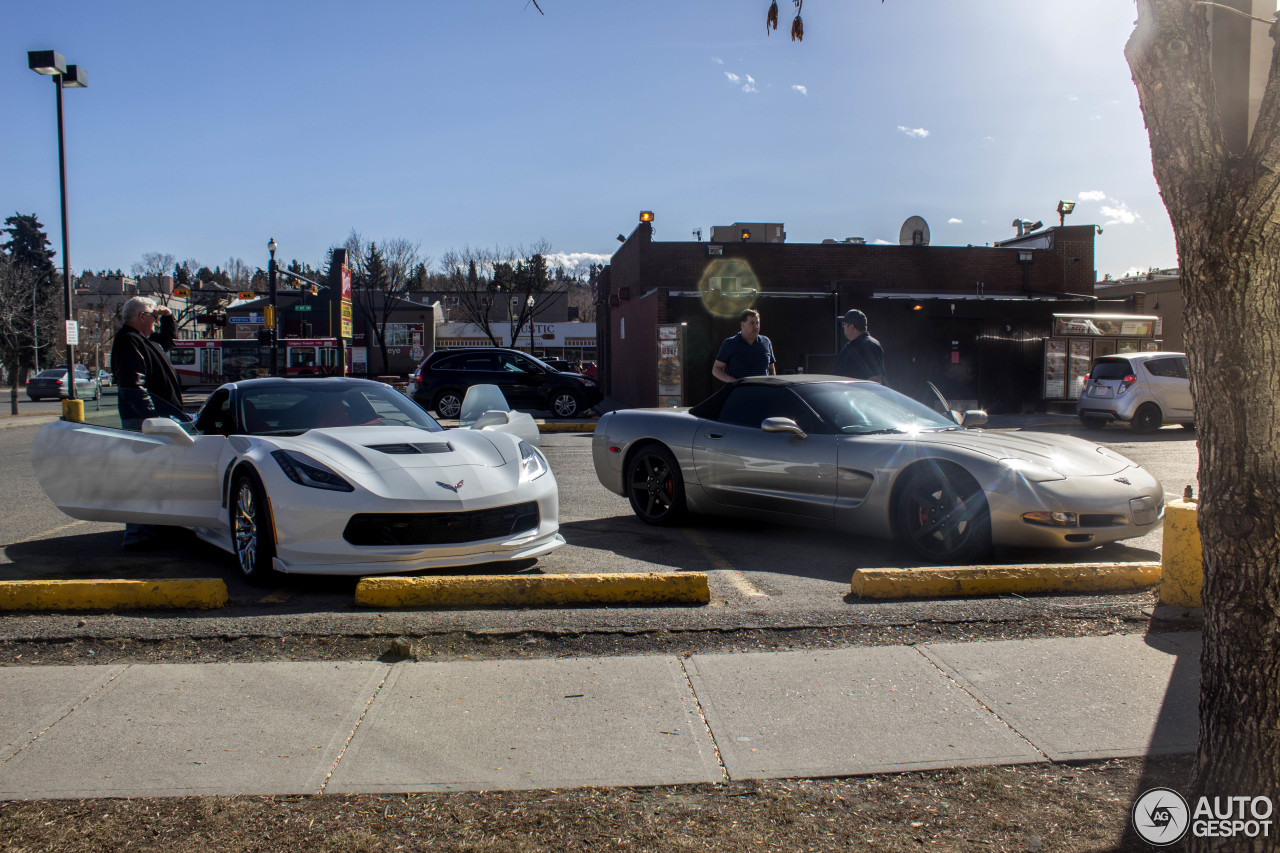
[112,296,183,430]
[834,309,885,384]
[110,296,184,549]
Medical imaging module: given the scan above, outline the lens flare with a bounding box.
[697,258,760,318]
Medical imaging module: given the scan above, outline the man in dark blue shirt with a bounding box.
[834,309,885,383]
[713,308,777,382]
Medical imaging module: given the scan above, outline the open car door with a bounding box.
[31,419,232,528]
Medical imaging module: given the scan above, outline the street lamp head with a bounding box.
[268,238,277,258]
[28,50,66,76]
[61,65,88,88]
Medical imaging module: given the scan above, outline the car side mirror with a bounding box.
[471,410,511,430]
[142,417,195,446]
[761,417,808,439]
[961,410,988,429]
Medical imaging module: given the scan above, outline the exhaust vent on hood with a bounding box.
[366,442,454,455]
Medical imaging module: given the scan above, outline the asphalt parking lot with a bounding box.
[0,412,1200,643]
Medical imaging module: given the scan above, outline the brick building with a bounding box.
[596,217,1145,413]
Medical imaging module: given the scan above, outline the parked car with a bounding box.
[409,348,603,419]
[27,366,100,401]
[593,375,1164,563]
[30,378,563,582]
[540,357,579,373]
[92,369,113,386]
[1076,352,1194,432]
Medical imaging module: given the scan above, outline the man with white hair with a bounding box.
[110,295,184,549]
[112,296,183,429]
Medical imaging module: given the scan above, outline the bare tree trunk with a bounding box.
[1128,3,1280,845]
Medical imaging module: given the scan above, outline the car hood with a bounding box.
[915,429,1134,476]
[274,427,512,475]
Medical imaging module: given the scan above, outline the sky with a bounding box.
[5,1,1175,282]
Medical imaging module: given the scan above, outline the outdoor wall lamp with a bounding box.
[639,211,654,222]
[1057,200,1076,226]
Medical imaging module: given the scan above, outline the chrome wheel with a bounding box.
[626,446,687,526]
[551,391,582,418]
[434,391,463,419]
[232,474,275,583]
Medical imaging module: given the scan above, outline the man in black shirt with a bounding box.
[712,308,777,382]
[834,309,885,383]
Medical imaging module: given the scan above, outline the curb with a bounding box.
[850,562,1161,600]
[537,421,596,433]
[0,579,229,612]
[354,572,710,609]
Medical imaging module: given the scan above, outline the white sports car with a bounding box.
[31,378,563,581]
[593,376,1165,563]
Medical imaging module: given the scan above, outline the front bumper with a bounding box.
[988,468,1165,549]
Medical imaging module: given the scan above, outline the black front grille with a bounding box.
[1079,513,1124,527]
[343,502,541,546]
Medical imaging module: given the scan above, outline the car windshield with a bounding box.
[238,382,444,436]
[796,381,960,435]
[34,370,65,379]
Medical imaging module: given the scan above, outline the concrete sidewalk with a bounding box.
[0,631,1200,800]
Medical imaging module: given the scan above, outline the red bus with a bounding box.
[168,338,343,388]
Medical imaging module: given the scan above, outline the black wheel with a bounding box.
[626,445,687,526]
[433,390,464,419]
[1181,421,1196,431]
[232,472,278,584]
[1080,415,1106,430]
[894,463,992,564]
[549,389,583,418]
[1131,403,1162,433]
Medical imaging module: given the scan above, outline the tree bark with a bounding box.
[1128,2,1280,847]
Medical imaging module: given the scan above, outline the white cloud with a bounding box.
[1068,95,1080,102]
[542,252,612,277]
[792,84,808,96]
[1078,190,1106,201]
[1101,201,1141,226]
[948,218,963,224]
[711,57,724,64]
[897,126,929,139]
[741,74,757,93]
[872,238,894,245]
[725,72,740,83]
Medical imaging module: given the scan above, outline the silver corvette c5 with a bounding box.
[592,376,1164,563]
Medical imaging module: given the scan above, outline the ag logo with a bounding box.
[1133,787,1190,846]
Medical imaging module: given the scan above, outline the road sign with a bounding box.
[65,321,79,346]
[295,305,312,311]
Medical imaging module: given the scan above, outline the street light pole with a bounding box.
[28,50,87,403]
[268,238,278,376]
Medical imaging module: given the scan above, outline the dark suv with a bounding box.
[409,348,603,419]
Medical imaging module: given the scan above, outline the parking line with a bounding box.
[4,520,87,547]
[681,529,768,598]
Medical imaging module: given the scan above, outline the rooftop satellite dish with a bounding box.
[900,215,930,247]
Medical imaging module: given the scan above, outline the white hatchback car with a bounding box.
[1077,352,1194,432]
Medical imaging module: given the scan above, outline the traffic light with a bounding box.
[237,291,255,300]
[257,329,275,347]
[174,287,191,298]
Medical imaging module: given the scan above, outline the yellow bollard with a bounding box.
[61,398,84,423]
[1159,498,1202,608]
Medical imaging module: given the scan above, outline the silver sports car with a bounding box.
[592,376,1164,563]
[32,378,563,581]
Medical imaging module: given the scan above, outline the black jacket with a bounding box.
[834,333,886,382]
[111,317,184,422]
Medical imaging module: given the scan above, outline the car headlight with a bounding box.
[578,377,596,388]
[271,450,355,492]
[518,440,549,480]
[1022,510,1078,527]
[999,458,1066,482]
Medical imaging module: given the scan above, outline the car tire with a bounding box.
[1080,416,1107,430]
[1181,422,1196,431]
[433,390,464,419]
[894,462,992,564]
[549,389,583,418]
[626,444,688,526]
[1131,403,1163,433]
[231,471,278,585]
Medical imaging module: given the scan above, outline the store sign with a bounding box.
[340,301,353,338]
